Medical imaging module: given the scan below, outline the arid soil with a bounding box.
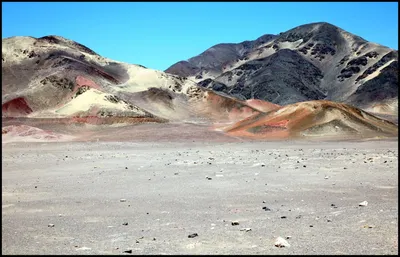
[2,133,398,255]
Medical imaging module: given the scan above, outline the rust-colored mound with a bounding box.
[245,99,281,113]
[224,100,398,139]
[2,97,33,117]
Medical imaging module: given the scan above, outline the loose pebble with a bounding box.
[240,228,252,232]
[188,233,198,238]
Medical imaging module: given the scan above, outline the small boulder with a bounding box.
[231,221,240,226]
[275,236,290,248]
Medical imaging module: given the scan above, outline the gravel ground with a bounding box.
[2,139,398,254]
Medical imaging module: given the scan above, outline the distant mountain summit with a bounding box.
[165,22,398,115]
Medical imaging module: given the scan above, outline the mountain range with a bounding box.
[2,22,398,141]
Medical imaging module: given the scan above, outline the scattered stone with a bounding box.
[153,238,156,241]
[327,219,332,222]
[295,215,302,219]
[122,222,128,226]
[188,233,198,238]
[120,199,127,202]
[274,236,290,248]
[240,228,252,232]
[48,223,55,227]
[331,204,336,207]
[34,186,37,188]
[123,249,133,253]
[76,246,92,251]
[359,201,368,207]
[324,176,329,179]
[262,206,271,211]
[286,236,292,239]
[280,216,287,219]
[231,221,240,226]
[125,167,128,169]
[309,225,314,227]
[363,224,375,228]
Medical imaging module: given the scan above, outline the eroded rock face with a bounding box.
[355,51,398,82]
[347,61,398,108]
[200,49,325,105]
[40,76,75,91]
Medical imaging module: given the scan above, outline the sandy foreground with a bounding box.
[2,138,398,255]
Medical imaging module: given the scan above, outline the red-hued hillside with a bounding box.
[2,97,33,117]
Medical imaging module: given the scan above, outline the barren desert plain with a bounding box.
[2,122,398,255]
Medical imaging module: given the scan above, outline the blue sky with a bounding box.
[2,2,398,71]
